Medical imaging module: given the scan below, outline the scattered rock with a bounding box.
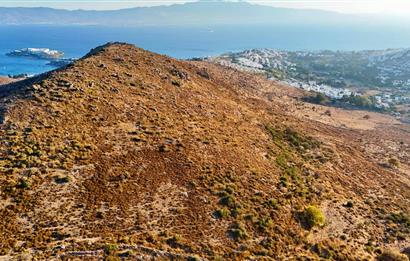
[170,67,189,80]
[197,69,210,79]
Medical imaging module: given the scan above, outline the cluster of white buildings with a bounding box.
[279,79,354,99]
[374,93,410,109]
[211,49,410,113]
[7,48,64,59]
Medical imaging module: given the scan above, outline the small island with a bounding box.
[7,48,64,60]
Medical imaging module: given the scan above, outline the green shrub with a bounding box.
[303,93,329,104]
[219,195,236,208]
[264,199,279,210]
[104,244,118,255]
[279,175,288,187]
[266,125,280,140]
[344,201,354,208]
[388,158,400,168]
[389,212,410,228]
[166,235,183,248]
[213,208,230,219]
[54,176,71,184]
[311,243,336,259]
[228,222,248,241]
[266,125,319,151]
[228,227,247,241]
[257,217,273,232]
[302,205,326,229]
[17,179,30,189]
[377,249,409,261]
[284,128,319,150]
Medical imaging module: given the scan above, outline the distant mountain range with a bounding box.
[0,1,405,26]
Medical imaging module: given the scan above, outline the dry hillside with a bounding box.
[0,43,409,260]
[0,77,17,86]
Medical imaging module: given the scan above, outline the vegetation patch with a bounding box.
[228,222,248,241]
[213,208,231,219]
[219,195,236,208]
[104,244,119,255]
[388,212,410,228]
[377,249,409,261]
[300,205,326,229]
[54,176,71,184]
[266,125,320,153]
[17,178,30,189]
[343,201,354,208]
[303,93,329,105]
[388,158,401,168]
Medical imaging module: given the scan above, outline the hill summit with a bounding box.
[0,43,409,260]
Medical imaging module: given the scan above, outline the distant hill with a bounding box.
[0,1,391,26]
[208,48,410,88]
[0,42,409,259]
[205,48,410,113]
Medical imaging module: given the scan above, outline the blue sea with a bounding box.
[1,24,410,76]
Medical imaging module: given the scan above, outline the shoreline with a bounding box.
[0,76,11,85]
[0,75,26,85]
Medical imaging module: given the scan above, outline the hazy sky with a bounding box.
[0,0,410,15]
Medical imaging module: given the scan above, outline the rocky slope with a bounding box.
[0,43,409,260]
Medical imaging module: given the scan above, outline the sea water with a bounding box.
[1,24,410,76]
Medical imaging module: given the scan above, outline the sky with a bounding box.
[0,0,410,15]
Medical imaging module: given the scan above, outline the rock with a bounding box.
[197,69,210,79]
[170,67,189,80]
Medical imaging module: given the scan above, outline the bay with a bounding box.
[1,24,410,76]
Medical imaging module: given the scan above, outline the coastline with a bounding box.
[0,75,25,85]
[0,76,11,85]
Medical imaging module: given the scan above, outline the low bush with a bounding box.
[301,205,326,229]
[54,176,71,184]
[228,222,248,241]
[389,212,410,228]
[219,195,236,208]
[303,93,330,105]
[228,228,247,241]
[104,244,118,255]
[388,158,400,168]
[377,249,409,261]
[17,179,30,189]
[213,208,230,219]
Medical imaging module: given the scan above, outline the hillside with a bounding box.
[0,77,14,85]
[0,43,409,260]
[208,48,410,89]
[205,49,410,117]
[0,76,26,86]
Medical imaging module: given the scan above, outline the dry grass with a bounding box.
[0,43,408,259]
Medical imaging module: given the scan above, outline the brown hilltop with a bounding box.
[0,43,409,260]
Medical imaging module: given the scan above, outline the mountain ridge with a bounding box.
[0,43,409,259]
[0,1,395,26]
